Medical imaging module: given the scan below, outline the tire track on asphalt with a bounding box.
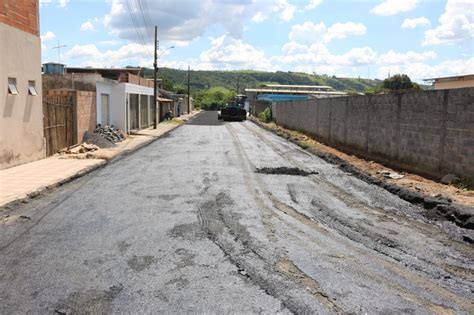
[230,122,474,314]
[241,121,474,264]
[196,123,344,314]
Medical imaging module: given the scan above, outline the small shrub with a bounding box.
[453,177,473,191]
[258,107,273,123]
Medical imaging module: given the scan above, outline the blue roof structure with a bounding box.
[257,94,310,102]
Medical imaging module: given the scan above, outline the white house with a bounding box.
[63,67,158,133]
[96,81,155,133]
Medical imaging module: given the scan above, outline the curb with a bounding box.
[0,114,198,211]
[250,117,474,234]
[0,160,106,210]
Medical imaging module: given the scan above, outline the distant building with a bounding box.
[245,84,346,103]
[0,0,45,169]
[44,67,158,133]
[425,74,474,90]
[43,62,66,75]
[245,84,346,116]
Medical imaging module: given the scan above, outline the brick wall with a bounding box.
[75,91,97,143]
[0,0,39,36]
[274,88,474,180]
[46,90,97,144]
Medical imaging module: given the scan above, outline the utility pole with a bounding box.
[187,65,190,114]
[52,41,67,64]
[236,76,240,95]
[153,26,158,129]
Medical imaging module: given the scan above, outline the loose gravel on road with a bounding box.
[0,111,472,314]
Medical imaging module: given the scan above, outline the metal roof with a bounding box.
[264,84,333,89]
[65,67,142,75]
[157,97,173,102]
[423,74,474,81]
[245,88,346,95]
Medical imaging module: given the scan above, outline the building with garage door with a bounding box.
[0,0,45,169]
[43,67,164,134]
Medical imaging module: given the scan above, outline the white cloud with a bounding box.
[273,0,296,22]
[58,0,68,7]
[63,35,276,71]
[199,34,276,71]
[104,0,296,45]
[327,22,367,40]
[289,21,327,45]
[99,40,122,46]
[371,0,418,16]
[65,43,154,67]
[401,17,431,29]
[252,12,268,23]
[379,50,437,65]
[377,57,474,81]
[423,0,474,45]
[305,0,322,11]
[288,21,366,45]
[41,31,56,42]
[279,20,371,74]
[80,21,96,32]
[40,0,69,9]
[336,47,378,66]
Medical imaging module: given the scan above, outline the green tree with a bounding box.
[383,74,414,90]
[198,86,235,110]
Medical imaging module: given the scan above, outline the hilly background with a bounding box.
[143,68,384,94]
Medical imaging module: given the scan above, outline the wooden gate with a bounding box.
[43,92,74,156]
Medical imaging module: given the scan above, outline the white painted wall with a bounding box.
[96,81,114,126]
[95,82,154,133]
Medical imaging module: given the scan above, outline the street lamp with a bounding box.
[158,45,175,58]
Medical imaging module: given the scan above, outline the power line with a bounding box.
[137,0,153,40]
[125,0,153,59]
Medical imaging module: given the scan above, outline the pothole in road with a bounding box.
[255,167,318,177]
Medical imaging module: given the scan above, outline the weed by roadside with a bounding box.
[162,118,184,125]
[257,107,273,123]
[454,177,473,191]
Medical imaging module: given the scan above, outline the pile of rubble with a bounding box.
[58,143,99,156]
[94,124,125,143]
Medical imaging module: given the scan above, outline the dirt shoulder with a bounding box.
[250,118,474,232]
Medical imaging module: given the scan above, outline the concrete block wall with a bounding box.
[368,94,399,159]
[274,87,474,180]
[345,96,369,153]
[443,88,474,177]
[251,100,272,116]
[398,90,444,174]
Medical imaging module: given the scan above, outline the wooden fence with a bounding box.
[43,92,74,156]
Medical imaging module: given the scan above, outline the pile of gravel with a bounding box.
[82,131,116,148]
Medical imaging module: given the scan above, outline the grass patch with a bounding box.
[453,177,473,191]
[162,118,184,125]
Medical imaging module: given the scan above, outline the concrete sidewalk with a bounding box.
[0,111,198,208]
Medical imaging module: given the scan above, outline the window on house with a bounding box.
[28,80,38,96]
[8,78,18,95]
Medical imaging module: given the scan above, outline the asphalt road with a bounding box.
[1,111,473,314]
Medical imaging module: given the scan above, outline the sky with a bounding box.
[39,0,474,81]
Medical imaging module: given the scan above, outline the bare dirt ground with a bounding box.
[254,120,474,208]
